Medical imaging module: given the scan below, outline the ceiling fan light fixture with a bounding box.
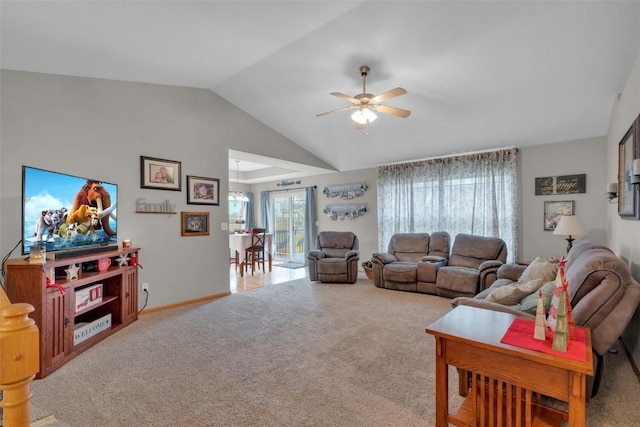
[317,65,409,132]
[351,108,377,125]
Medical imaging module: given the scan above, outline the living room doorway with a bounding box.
[270,190,306,263]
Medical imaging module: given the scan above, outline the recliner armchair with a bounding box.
[434,233,507,298]
[372,232,450,293]
[308,231,360,283]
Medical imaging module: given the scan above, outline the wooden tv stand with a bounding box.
[5,247,140,378]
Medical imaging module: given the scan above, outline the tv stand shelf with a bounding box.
[5,247,140,378]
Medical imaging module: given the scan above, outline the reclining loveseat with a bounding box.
[372,232,450,293]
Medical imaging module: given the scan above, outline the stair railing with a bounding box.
[1,286,39,427]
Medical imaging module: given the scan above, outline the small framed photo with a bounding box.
[140,156,181,191]
[544,200,575,231]
[187,175,220,205]
[181,211,210,237]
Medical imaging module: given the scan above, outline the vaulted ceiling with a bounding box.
[3,1,640,182]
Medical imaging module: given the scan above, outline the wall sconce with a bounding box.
[606,182,618,203]
[553,215,586,254]
[631,159,640,190]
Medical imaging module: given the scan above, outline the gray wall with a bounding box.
[606,51,640,368]
[250,168,379,266]
[519,137,607,261]
[250,138,608,269]
[0,70,334,309]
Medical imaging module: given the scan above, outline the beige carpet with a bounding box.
[28,277,640,426]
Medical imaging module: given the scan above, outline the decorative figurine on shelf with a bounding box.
[563,282,576,339]
[552,290,569,352]
[131,254,143,269]
[65,263,79,280]
[116,253,130,267]
[546,257,569,334]
[534,290,547,341]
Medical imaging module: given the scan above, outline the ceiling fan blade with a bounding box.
[375,104,411,119]
[316,105,358,117]
[371,87,407,103]
[330,92,360,104]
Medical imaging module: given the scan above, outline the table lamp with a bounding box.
[553,215,586,253]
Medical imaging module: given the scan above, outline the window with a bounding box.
[229,194,248,233]
[377,148,518,262]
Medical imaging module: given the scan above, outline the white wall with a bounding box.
[606,51,640,366]
[0,70,334,309]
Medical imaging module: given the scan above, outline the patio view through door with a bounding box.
[271,191,306,263]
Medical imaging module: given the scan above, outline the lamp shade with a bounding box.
[553,215,585,237]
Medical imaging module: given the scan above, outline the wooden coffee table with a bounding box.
[426,306,593,427]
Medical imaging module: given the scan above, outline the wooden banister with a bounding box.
[1,286,39,427]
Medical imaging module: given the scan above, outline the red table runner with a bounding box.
[500,318,587,361]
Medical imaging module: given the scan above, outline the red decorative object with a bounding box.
[501,318,586,361]
[131,254,143,269]
[45,277,65,294]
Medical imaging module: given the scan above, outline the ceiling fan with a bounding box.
[316,65,411,133]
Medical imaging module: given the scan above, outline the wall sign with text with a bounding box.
[535,174,586,195]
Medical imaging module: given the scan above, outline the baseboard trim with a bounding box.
[140,291,231,315]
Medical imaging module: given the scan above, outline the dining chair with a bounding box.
[229,249,239,271]
[245,228,266,275]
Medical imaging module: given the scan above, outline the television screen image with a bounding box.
[22,166,118,256]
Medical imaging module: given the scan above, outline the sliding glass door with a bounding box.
[270,191,306,263]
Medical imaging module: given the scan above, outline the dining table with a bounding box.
[229,233,273,277]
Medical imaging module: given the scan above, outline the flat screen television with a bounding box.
[22,165,118,257]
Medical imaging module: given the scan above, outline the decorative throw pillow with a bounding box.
[485,279,544,306]
[519,257,559,284]
[519,280,556,315]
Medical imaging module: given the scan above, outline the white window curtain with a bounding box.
[377,148,519,262]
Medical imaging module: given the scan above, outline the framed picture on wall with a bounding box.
[186,175,220,205]
[544,200,575,231]
[140,156,181,191]
[181,211,210,236]
[618,114,640,219]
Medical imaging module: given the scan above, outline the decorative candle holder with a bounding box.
[29,244,46,263]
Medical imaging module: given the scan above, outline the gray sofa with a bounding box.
[372,232,450,293]
[308,231,360,284]
[452,241,640,398]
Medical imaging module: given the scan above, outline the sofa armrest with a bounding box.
[496,263,527,282]
[307,250,325,261]
[345,250,359,261]
[450,297,534,319]
[478,260,504,291]
[372,252,397,265]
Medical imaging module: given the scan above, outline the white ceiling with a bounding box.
[3,1,640,183]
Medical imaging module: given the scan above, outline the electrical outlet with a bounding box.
[142,283,149,292]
